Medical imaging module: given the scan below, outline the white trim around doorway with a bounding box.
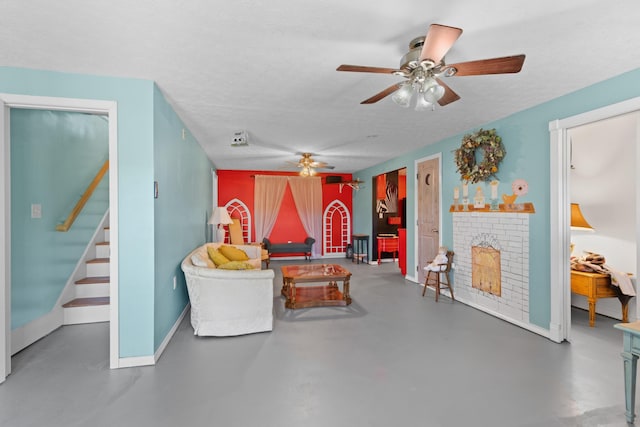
[549,96,640,343]
[0,94,119,381]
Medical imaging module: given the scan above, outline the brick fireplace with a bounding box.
[453,212,530,323]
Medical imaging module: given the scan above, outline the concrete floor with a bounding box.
[0,258,634,427]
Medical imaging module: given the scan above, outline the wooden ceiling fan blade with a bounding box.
[448,54,525,76]
[361,83,402,104]
[435,79,460,106]
[419,24,463,64]
[337,65,399,74]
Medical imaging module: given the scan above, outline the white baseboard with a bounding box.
[154,303,189,363]
[322,253,347,259]
[117,355,155,368]
[453,294,552,341]
[12,308,63,355]
[114,303,190,369]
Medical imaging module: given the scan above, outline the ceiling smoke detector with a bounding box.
[231,130,248,146]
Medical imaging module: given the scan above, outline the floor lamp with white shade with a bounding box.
[209,207,233,243]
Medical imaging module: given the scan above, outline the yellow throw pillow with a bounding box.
[218,245,249,262]
[207,247,231,266]
[217,261,254,270]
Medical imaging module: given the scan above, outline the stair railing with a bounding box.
[56,159,109,232]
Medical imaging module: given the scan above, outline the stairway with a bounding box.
[62,226,110,324]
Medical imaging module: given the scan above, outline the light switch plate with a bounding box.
[31,204,42,219]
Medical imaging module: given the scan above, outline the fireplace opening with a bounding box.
[472,246,501,296]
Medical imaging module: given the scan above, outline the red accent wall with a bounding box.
[217,170,353,255]
[399,173,406,199]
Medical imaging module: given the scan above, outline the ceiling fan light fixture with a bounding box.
[391,83,413,107]
[418,76,445,105]
[414,94,433,111]
[423,82,445,104]
[299,166,316,177]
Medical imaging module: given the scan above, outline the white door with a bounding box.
[417,156,440,283]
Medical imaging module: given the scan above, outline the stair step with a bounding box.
[75,276,110,285]
[62,296,110,308]
[87,257,109,264]
[86,258,109,276]
[95,242,110,258]
[75,280,109,298]
[63,298,110,324]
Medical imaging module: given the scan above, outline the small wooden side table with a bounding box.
[571,270,631,327]
[376,236,399,264]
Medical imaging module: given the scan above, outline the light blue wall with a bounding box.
[0,67,156,357]
[153,85,212,350]
[10,109,108,328]
[354,67,640,329]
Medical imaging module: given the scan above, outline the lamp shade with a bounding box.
[208,207,233,225]
[570,203,594,231]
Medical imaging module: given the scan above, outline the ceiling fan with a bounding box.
[289,152,335,176]
[337,23,525,109]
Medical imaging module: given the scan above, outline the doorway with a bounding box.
[371,168,406,265]
[416,154,441,284]
[548,96,640,343]
[0,94,119,383]
[569,113,638,328]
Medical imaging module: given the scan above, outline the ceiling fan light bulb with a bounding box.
[424,83,445,104]
[391,84,413,108]
[300,166,316,177]
[414,94,433,111]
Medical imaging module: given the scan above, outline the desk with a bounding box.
[571,270,631,327]
[351,234,369,264]
[614,321,640,423]
[377,236,398,264]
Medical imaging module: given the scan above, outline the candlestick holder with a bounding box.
[490,198,500,211]
[462,197,469,211]
[453,197,459,211]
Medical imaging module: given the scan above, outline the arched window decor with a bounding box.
[323,200,351,255]
[224,198,251,243]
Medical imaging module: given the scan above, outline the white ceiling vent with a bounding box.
[231,131,249,146]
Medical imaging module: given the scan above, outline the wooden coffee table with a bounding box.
[281,264,352,309]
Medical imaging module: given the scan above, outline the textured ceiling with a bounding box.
[2,1,640,173]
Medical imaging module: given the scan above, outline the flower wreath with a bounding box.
[454,128,506,184]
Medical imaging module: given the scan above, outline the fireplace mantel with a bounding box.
[449,202,535,214]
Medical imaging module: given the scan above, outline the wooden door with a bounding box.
[417,158,440,283]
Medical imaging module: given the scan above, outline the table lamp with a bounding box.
[208,207,233,243]
[570,203,594,255]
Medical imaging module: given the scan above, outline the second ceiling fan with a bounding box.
[291,152,335,176]
[337,24,525,109]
